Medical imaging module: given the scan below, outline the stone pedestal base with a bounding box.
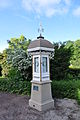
[29,80,54,111]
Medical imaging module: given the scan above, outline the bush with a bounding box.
[52,80,80,101]
[0,65,2,76]
[0,78,31,96]
[8,67,24,81]
[0,77,80,104]
[0,68,31,96]
[76,89,80,105]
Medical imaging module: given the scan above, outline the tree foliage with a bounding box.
[8,35,31,51]
[0,35,32,80]
[0,50,10,76]
[50,39,80,80]
[0,53,2,76]
[7,48,32,81]
[0,65,2,76]
[69,40,80,69]
[50,42,71,80]
[0,35,80,81]
[7,35,32,81]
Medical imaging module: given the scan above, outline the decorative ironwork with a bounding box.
[38,22,44,37]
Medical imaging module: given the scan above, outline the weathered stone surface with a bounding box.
[0,92,80,120]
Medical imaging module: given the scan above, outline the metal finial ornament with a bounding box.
[38,23,44,37]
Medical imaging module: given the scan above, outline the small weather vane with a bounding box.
[38,22,44,36]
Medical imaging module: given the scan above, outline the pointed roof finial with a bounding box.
[38,22,44,37]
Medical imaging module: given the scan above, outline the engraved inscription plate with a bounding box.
[33,86,39,91]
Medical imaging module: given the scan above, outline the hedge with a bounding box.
[0,78,31,95]
[52,80,80,104]
[0,78,80,104]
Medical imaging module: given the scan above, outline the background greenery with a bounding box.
[0,35,80,104]
[0,77,31,95]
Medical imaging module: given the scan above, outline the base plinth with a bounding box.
[29,80,54,111]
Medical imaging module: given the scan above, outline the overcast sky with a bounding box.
[0,0,80,52]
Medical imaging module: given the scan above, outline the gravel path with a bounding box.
[0,92,80,120]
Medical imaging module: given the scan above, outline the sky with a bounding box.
[0,0,80,52]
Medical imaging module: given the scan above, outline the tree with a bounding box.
[8,35,31,51]
[7,48,32,81]
[0,35,32,80]
[50,42,72,80]
[0,50,10,77]
[0,53,2,76]
[69,40,80,69]
[68,40,80,79]
[7,35,32,81]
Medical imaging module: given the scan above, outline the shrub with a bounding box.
[0,67,31,96]
[0,78,31,96]
[8,67,24,81]
[76,89,80,105]
[0,77,80,104]
[0,65,2,76]
[52,80,80,100]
